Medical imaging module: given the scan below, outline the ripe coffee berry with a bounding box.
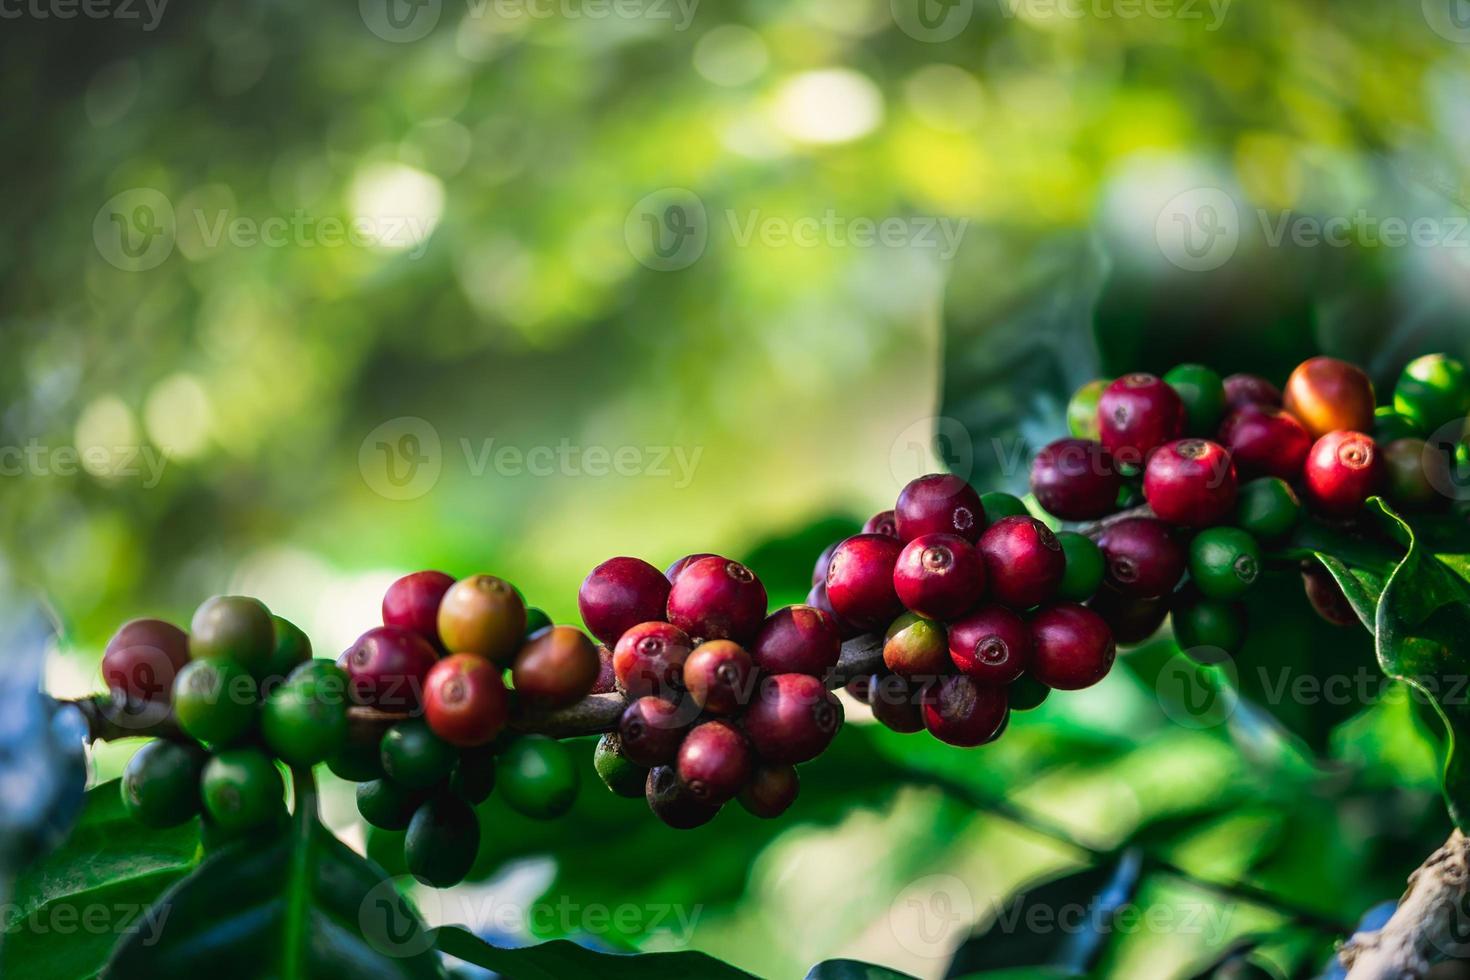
[1301,561,1358,627]
[614,621,693,699]
[122,740,207,828]
[1234,477,1301,540]
[191,595,276,679]
[743,673,843,764]
[591,644,617,694]
[863,510,899,538]
[1395,353,1470,434]
[1097,373,1186,465]
[893,533,985,621]
[665,553,719,584]
[812,541,841,587]
[103,618,190,705]
[666,556,768,643]
[1143,439,1238,527]
[1383,439,1449,510]
[1223,373,1282,412]
[646,765,720,830]
[683,640,754,714]
[1284,357,1376,438]
[1067,379,1109,440]
[865,673,925,733]
[980,491,1030,524]
[1189,528,1261,600]
[677,720,753,805]
[977,516,1065,609]
[894,474,985,543]
[826,534,905,630]
[1087,586,1169,647]
[947,605,1030,684]
[739,764,799,819]
[1028,603,1116,690]
[1096,518,1185,599]
[920,675,1008,747]
[578,557,671,646]
[1055,531,1105,602]
[1164,363,1227,435]
[1303,431,1383,517]
[382,570,455,646]
[883,612,949,677]
[1217,407,1312,480]
[340,626,439,711]
[594,733,648,799]
[424,653,509,747]
[1030,439,1123,521]
[438,574,527,662]
[751,605,841,677]
[805,581,863,639]
[1171,595,1247,656]
[512,625,600,708]
[619,696,691,767]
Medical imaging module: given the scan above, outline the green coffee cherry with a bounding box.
[1172,596,1247,655]
[1189,528,1262,600]
[1055,531,1104,601]
[979,492,1029,525]
[189,595,276,678]
[1067,379,1110,441]
[523,607,552,639]
[593,733,648,799]
[1395,353,1470,435]
[1006,675,1051,712]
[499,736,578,819]
[261,660,349,767]
[356,778,427,831]
[327,741,383,783]
[450,745,498,805]
[1164,363,1226,435]
[1233,477,1301,540]
[381,720,458,790]
[121,739,207,828]
[173,659,258,745]
[405,795,480,888]
[1374,406,1420,445]
[264,615,312,685]
[201,749,285,832]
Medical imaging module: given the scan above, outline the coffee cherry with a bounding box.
[825,534,905,630]
[844,673,873,703]
[613,621,693,699]
[103,618,190,705]
[1301,561,1358,627]
[666,556,768,643]
[862,510,899,538]
[190,596,276,678]
[451,745,498,805]
[173,659,258,745]
[948,605,1030,684]
[1395,353,1470,435]
[980,492,1030,524]
[751,605,842,677]
[356,778,426,830]
[743,673,843,764]
[512,625,599,708]
[738,764,799,819]
[666,553,720,583]
[1303,431,1383,517]
[1223,373,1283,412]
[1087,586,1169,646]
[327,741,383,783]
[1375,407,1420,445]
[201,749,284,832]
[1143,439,1238,527]
[424,653,508,747]
[1190,528,1261,599]
[894,474,985,543]
[405,795,480,888]
[1096,518,1185,599]
[523,607,552,639]
[1284,357,1375,438]
[1067,379,1110,440]
[593,733,648,798]
[578,557,671,647]
[883,612,949,677]
[499,736,579,819]
[619,696,691,767]
[262,616,312,691]
[812,541,841,587]
[1097,373,1186,465]
[1028,603,1116,690]
[646,765,720,829]
[339,626,439,711]
[919,675,1008,747]
[1171,595,1247,655]
[381,720,458,789]
[677,720,753,805]
[806,581,864,640]
[893,533,985,621]
[977,516,1065,609]
[1165,364,1227,435]
[438,574,527,662]
[684,640,755,714]
[1055,531,1104,601]
[261,660,350,766]
[1383,438,1450,510]
[866,673,925,733]
[1030,438,1123,521]
[1233,477,1301,540]
[121,740,206,828]
[382,570,455,646]
[1218,407,1312,481]
[1007,674,1051,712]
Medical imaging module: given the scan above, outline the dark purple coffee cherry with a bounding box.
[1087,586,1169,646]
[1029,603,1116,690]
[751,605,842,677]
[646,765,720,829]
[676,720,753,805]
[666,557,768,643]
[1098,373,1187,466]
[742,673,842,764]
[1030,438,1124,521]
[865,672,925,733]
[894,474,985,543]
[825,534,904,631]
[976,516,1065,609]
[578,557,671,646]
[738,764,799,818]
[947,605,1029,685]
[1096,518,1185,599]
[862,510,900,538]
[920,675,1008,747]
[618,696,691,767]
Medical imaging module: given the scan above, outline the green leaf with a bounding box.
[436,925,756,979]
[2,779,198,979]
[803,960,918,980]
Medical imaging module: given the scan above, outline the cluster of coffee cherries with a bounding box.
[579,555,843,829]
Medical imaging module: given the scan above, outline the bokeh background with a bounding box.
[6,1,1470,976]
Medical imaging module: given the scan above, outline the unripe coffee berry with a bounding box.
[1096,518,1185,599]
[201,748,285,833]
[883,612,949,677]
[578,557,671,646]
[977,516,1065,609]
[437,574,527,663]
[121,739,207,828]
[1233,477,1301,540]
[666,556,768,643]
[340,625,439,711]
[382,570,455,647]
[683,640,755,714]
[173,659,257,745]
[1171,595,1247,656]
[618,696,691,767]
[865,673,925,733]
[1395,353,1470,435]
[893,533,985,621]
[190,595,276,679]
[1164,363,1227,435]
[405,795,480,888]
[947,604,1029,684]
[1028,603,1116,690]
[862,510,900,538]
[751,605,842,677]
[593,733,648,799]
[826,534,905,630]
[919,675,1008,747]
[1189,528,1261,600]
[499,736,579,819]
[665,553,719,584]
[1007,675,1051,712]
[356,778,425,831]
[1097,373,1186,465]
[261,661,349,766]
[1303,431,1383,517]
[1067,379,1110,441]
[1030,438,1123,521]
[1223,373,1282,412]
[980,492,1030,524]
[1375,407,1420,445]
[743,673,842,764]
[738,764,799,819]
[1143,439,1238,527]
[1218,407,1312,480]
[894,474,985,543]
[1055,531,1105,601]
[613,621,693,699]
[424,653,509,747]
[1283,357,1376,438]
[1383,438,1449,510]
[103,618,191,705]
[381,720,457,789]
[646,765,720,830]
[676,720,753,805]
[513,626,599,708]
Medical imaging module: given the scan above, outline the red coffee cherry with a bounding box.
[665,553,720,584]
[676,720,753,805]
[666,557,768,643]
[339,626,439,710]
[892,533,986,621]
[511,625,599,708]
[1217,407,1312,480]
[613,621,693,699]
[1029,603,1116,690]
[825,534,905,631]
[381,570,455,647]
[646,765,720,829]
[618,696,691,767]
[102,619,191,704]
[590,644,617,694]
[812,541,841,587]
[883,613,950,677]
[1143,439,1238,527]
[1097,373,1186,465]
[866,673,925,733]
[1301,560,1358,627]
[977,516,1065,609]
[1087,586,1169,646]
[947,605,1030,685]
[919,675,1008,747]
[1303,430,1384,518]
[1096,518,1185,598]
[751,605,842,677]
[683,640,755,714]
[1284,357,1376,438]
[862,510,900,538]
[894,474,985,543]
[805,581,864,639]
[423,653,508,747]
[578,557,671,647]
[742,673,843,764]
[1223,373,1283,412]
[738,764,799,819]
[1030,438,1123,521]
